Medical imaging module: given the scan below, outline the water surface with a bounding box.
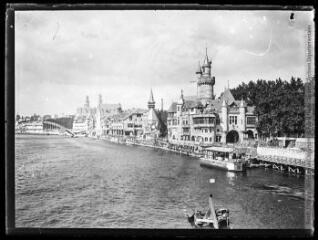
[15,135,313,228]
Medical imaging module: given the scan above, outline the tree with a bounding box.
[231,77,305,138]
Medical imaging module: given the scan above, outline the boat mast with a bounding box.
[209,194,219,229]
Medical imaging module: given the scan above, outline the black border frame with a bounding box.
[4,3,316,239]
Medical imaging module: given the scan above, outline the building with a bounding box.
[94,94,123,137]
[76,96,96,116]
[142,89,161,139]
[73,115,91,134]
[105,90,164,139]
[16,121,43,134]
[167,49,258,146]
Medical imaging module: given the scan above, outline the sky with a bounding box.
[15,10,314,116]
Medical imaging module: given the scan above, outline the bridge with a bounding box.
[43,120,75,137]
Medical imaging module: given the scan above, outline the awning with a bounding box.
[206,146,234,153]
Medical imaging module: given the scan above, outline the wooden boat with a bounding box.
[200,146,245,172]
[187,194,230,229]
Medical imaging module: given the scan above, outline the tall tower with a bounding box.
[84,96,90,108]
[196,48,215,102]
[148,89,155,109]
[98,94,103,107]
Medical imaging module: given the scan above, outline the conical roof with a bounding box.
[177,90,184,105]
[203,48,210,66]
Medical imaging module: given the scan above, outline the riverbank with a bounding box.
[99,135,205,158]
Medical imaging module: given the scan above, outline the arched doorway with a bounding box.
[226,130,239,143]
[246,130,254,139]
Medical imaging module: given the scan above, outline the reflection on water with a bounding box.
[15,135,313,229]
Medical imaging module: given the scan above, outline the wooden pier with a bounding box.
[257,146,314,175]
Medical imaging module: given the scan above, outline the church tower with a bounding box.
[148,89,156,109]
[98,94,102,107]
[84,96,90,108]
[196,48,215,102]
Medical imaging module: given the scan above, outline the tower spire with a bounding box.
[203,47,209,66]
[148,89,155,109]
[177,89,184,105]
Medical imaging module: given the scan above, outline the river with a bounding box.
[15,135,314,228]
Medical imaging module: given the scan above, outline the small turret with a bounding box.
[221,99,228,132]
[240,99,246,131]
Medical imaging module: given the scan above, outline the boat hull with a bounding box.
[200,158,245,172]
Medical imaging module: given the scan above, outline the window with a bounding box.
[209,137,212,142]
[247,116,256,125]
[215,136,221,142]
[193,118,204,124]
[205,137,208,142]
[229,116,237,125]
[208,117,215,124]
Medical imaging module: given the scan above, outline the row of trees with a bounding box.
[230,77,306,138]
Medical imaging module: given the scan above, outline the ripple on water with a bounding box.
[15,135,312,229]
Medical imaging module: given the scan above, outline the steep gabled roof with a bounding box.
[168,102,177,113]
[146,108,159,122]
[219,88,235,105]
[207,99,223,112]
[184,100,203,109]
[184,95,198,101]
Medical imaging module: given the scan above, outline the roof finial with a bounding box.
[203,46,209,66]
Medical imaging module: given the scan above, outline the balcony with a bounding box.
[193,123,215,128]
